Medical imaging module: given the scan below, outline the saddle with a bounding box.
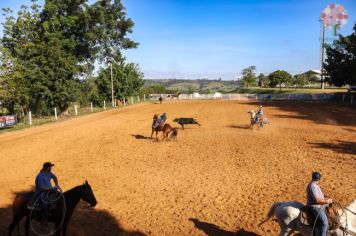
[27,191,61,211]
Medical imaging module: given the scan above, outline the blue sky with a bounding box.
[1,0,355,79]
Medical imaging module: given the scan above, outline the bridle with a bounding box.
[331,202,356,236]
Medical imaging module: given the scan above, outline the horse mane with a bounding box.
[63,184,84,197]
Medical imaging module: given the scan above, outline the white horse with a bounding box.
[247,110,269,129]
[259,200,356,236]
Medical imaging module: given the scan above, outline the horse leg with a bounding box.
[150,128,154,138]
[162,130,167,141]
[181,124,184,130]
[55,220,63,236]
[61,221,69,236]
[8,215,21,236]
[279,227,293,236]
[24,216,30,236]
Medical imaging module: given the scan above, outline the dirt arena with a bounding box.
[0,100,355,236]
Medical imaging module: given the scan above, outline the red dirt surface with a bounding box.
[0,100,355,235]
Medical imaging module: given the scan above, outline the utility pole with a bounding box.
[110,61,114,107]
[320,20,325,89]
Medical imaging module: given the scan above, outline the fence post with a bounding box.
[137,95,140,102]
[342,94,345,102]
[124,97,126,106]
[104,100,106,110]
[74,105,78,116]
[229,94,231,100]
[144,94,146,102]
[29,111,32,125]
[90,102,93,112]
[54,108,58,120]
[351,95,354,104]
[131,96,133,104]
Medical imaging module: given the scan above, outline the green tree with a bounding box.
[1,0,138,114]
[268,70,292,90]
[142,84,166,94]
[240,66,257,88]
[303,70,320,84]
[187,85,196,93]
[292,74,308,88]
[325,23,356,86]
[257,73,266,87]
[96,61,144,101]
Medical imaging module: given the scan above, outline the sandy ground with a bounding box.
[0,100,355,236]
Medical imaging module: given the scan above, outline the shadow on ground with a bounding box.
[227,124,250,129]
[309,140,356,156]
[189,218,260,236]
[1,200,146,236]
[247,101,356,127]
[131,134,152,140]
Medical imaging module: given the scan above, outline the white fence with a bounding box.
[151,93,345,101]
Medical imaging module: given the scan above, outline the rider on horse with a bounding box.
[255,105,263,123]
[153,113,167,129]
[29,162,61,224]
[306,172,333,236]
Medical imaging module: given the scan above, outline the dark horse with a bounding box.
[168,92,181,100]
[151,114,178,141]
[8,181,97,236]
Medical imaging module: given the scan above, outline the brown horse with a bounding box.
[151,114,178,141]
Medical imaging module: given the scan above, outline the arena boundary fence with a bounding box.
[151,93,354,104]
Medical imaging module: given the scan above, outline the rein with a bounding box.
[345,207,356,215]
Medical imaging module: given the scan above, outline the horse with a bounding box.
[159,97,163,104]
[259,200,356,236]
[8,181,97,236]
[151,114,178,141]
[247,110,269,129]
[170,92,181,99]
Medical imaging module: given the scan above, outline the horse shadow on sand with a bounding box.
[131,134,153,140]
[226,124,250,130]
[1,196,146,236]
[189,218,260,236]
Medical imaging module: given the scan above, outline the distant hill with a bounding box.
[144,79,241,93]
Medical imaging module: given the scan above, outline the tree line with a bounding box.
[240,23,356,90]
[0,0,144,119]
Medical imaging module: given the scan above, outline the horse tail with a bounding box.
[258,202,282,227]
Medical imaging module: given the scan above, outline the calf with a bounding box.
[173,118,201,130]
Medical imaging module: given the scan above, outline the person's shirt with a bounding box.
[306,181,325,208]
[160,114,167,122]
[258,109,263,116]
[35,171,54,194]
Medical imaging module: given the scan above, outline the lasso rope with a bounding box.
[311,206,322,236]
[30,189,66,236]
